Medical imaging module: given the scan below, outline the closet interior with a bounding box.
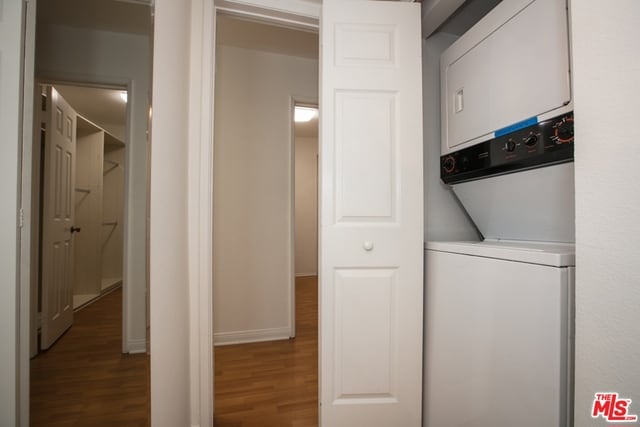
[37,84,127,311]
[73,115,125,308]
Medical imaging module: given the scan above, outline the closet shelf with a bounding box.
[75,187,91,194]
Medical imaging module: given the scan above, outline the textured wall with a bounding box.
[572,1,640,424]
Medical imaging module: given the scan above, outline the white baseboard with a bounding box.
[295,272,317,277]
[214,327,292,346]
[127,338,147,354]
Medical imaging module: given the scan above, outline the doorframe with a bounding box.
[31,78,134,351]
[19,76,136,425]
[190,1,319,425]
[290,97,319,339]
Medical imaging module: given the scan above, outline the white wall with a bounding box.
[0,0,25,424]
[150,0,191,424]
[422,33,480,242]
[73,129,104,298]
[102,123,126,142]
[571,2,640,424]
[102,146,125,286]
[294,135,318,276]
[213,44,318,343]
[36,25,150,352]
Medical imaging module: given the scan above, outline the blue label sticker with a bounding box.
[494,116,539,138]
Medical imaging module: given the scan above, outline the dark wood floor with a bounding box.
[30,277,318,427]
[214,276,319,427]
[30,288,150,427]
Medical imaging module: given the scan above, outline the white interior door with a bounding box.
[41,87,77,350]
[320,1,424,426]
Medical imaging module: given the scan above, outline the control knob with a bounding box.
[524,134,538,147]
[553,116,574,144]
[443,156,455,173]
[504,139,516,152]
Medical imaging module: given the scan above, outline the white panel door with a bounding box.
[320,1,424,426]
[41,87,77,349]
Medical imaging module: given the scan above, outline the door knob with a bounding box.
[363,241,374,251]
[70,226,81,234]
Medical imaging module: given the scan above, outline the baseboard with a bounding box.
[214,327,292,346]
[295,272,317,277]
[127,338,147,354]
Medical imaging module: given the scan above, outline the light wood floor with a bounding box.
[30,288,150,427]
[30,277,318,427]
[214,275,319,427]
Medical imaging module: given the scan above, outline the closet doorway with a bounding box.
[33,83,128,350]
[29,84,145,426]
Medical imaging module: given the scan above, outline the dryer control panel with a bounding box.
[440,112,574,184]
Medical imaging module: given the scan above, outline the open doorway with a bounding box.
[212,14,320,426]
[21,0,153,425]
[28,83,147,426]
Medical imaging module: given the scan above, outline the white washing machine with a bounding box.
[424,241,574,427]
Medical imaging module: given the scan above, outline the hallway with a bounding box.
[214,276,318,427]
[30,277,318,426]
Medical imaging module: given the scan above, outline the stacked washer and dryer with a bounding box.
[425,0,575,426]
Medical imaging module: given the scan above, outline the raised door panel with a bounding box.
[41,87,76,349]
[320,1,424,426]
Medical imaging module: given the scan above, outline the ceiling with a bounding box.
[37,0,153,35]
[438,0,502,35]
[55,85,128,128]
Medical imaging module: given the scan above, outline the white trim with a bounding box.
[288,96,296,339]
[218,0,320,18]
[214,327,293,346]
[189,1,319,425]
[215,0,319,31]
[127,338,148,354]
[189,0,215,425]
[296,272,318,277]
[290,96,319,340]
[18,1,37,425]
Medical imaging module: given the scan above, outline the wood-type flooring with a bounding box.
[30,277,318,426]
[30,288,150,427]
[214,275,319,427]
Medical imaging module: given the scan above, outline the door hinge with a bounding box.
[18,208,24,228]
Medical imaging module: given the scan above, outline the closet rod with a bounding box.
[102,221,118,226]
[75,187,91,194]
[104,160,119,166]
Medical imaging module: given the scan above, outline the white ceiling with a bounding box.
[438,0,502,35]
[55,85,127,128]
